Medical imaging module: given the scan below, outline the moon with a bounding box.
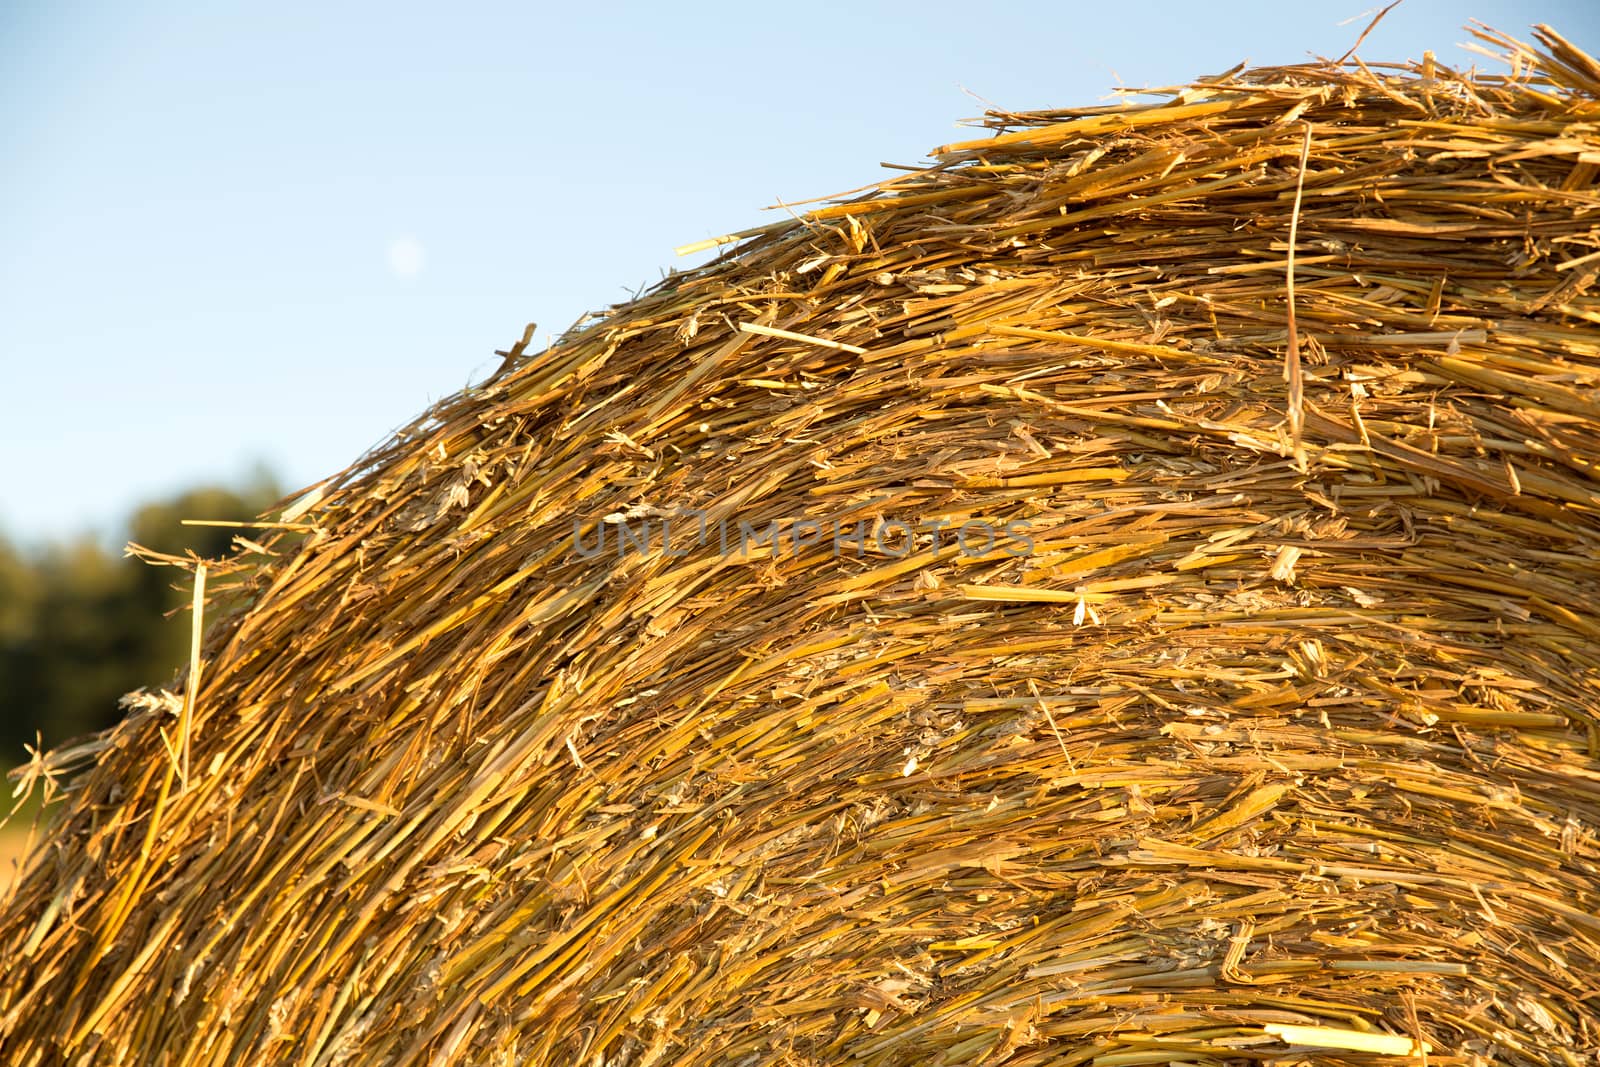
[386,236,425,280]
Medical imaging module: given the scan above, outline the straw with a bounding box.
[2,21,1598,1067]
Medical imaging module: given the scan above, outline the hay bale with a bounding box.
[5,23,1600,1067]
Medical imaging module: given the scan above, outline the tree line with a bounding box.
[1,473,285,768]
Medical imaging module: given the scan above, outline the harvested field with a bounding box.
[0,831,26,897]
[4,21,1600,1067]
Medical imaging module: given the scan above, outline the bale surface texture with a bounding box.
[5,24,1600,1067]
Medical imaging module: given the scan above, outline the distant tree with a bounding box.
[0,470,284,766]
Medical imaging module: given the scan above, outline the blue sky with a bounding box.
[3,1,1595,543]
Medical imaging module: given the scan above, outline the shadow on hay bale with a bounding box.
[5,22,1600,1067]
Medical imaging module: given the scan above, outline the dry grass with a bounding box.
[3,21,1600,1067]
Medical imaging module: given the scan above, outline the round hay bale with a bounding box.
[5,24,1600,1067]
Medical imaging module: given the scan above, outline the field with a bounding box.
[0,827,30,895]
[1,772,46,895]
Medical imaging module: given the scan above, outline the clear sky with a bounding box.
[3,0,1595,544]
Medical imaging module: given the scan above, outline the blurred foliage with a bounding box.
[0,471,285,766]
